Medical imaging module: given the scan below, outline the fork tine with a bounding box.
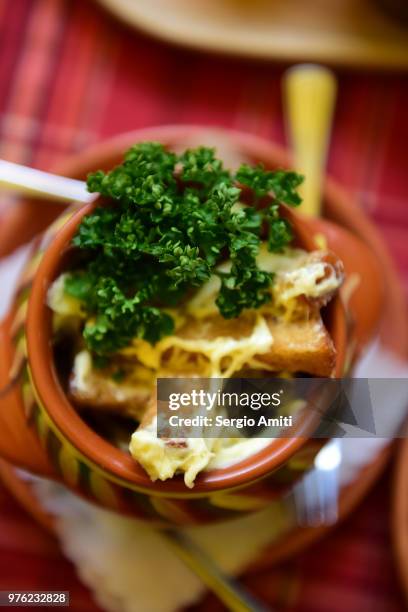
[292,439,342,527]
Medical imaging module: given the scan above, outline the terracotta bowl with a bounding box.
[0,126,384,525]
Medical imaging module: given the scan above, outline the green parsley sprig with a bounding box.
[64,143,303,357]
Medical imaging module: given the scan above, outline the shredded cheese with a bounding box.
[122,313,273,378]
[129,417,216,488]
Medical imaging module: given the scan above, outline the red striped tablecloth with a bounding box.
[0,1,407,610]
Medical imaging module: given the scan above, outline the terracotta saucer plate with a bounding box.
[0,125,406,568]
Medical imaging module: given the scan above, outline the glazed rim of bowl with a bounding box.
[26,201,347,497]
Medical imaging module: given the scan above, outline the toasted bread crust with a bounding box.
[258,315,336,377]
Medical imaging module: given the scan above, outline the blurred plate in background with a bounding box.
[95,0,408,69]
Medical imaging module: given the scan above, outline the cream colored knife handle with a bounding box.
[284,64,337,217]
[0,159,90,203]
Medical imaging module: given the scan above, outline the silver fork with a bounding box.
[292,439,342,527]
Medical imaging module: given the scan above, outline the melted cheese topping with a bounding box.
[122,313,273,377]
[129,418,216,488]
[274,261,340,304]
